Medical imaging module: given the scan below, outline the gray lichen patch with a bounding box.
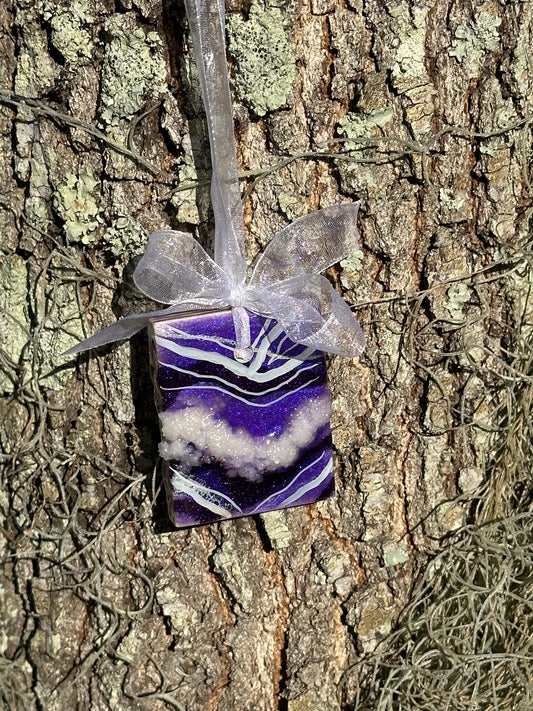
[510,23,531,97]
[277,189,308,221]
[100,15,167,125]
[390,6,428,82]
[355,584,395,653]
[444,283,471,319]
[170,155,201,225]
[212,539,255,612]
[378,7,434,134]
[0,255,31,395]
[337,107,393,149]
[14,20,57,97]
[439,187,468,211]
[436,501,465,532]
[101,216,146,258]
[357,445,397,541]
[458,467,484,494]
[449,9,502,76]
[340,251,364,290]
[383,542,409,567]
[155,584,200,638]
[227,1,296,116]
[42,0,94,63]
[260,509,292,549]
[53,172,102,244]
[18,139,53,244]
[314,545,349,586]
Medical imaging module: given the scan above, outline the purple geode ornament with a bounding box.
[149,310,334,526]
[65,0,366,529]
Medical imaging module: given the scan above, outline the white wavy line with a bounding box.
[269,333,291,357]
[279,458,333,508]
[170,466,243,517]
[266,332,300,364]
[156,334,271,378]
[268,338,309,365]
[247,323,284,374]
[161,375,320,407]
[250,450,331,513]
[160,356,319,394]
[159,359,320,395]
[256,329,318,373]
[164,316,275,356]
[157,337,320,383]
[260,320,306,364]
[158,317,318,370]
[163,318,278,373]
[253,318,272,348]
[164,323,236,354]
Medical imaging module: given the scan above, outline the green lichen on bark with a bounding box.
[340,251,364,288]
[13,15,57,96]
[383,543,409,567]
[53,171,101,244]
[449,9,502,75]
[390,6,428,81]
[101,216,146,258]
[42,0,94,63]
[35,254,86,390]
[100,14,167,125]
[227,1,296,116]
[0,255,30,395]
[337,107,394,148]
[443,283,471,318]
[170,155,201,224]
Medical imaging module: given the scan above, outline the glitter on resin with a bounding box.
[148,308,335,527]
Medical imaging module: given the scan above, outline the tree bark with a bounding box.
[1,0,531,709]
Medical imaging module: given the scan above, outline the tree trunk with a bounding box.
[1,0,531,709]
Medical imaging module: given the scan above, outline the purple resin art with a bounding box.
[149,308,334,527]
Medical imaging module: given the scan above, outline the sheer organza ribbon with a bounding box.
[65,0,365,360]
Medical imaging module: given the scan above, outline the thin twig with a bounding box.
[0,88,176,180]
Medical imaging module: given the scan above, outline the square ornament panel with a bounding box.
[149,309,334,528]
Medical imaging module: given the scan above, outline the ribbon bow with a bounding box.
[65,0,365,360]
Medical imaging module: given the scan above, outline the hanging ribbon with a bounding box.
[65,0,365,359]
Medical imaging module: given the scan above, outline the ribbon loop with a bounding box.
[248,272,366,358]
[134,230,225,304]
[250,202,361,286]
